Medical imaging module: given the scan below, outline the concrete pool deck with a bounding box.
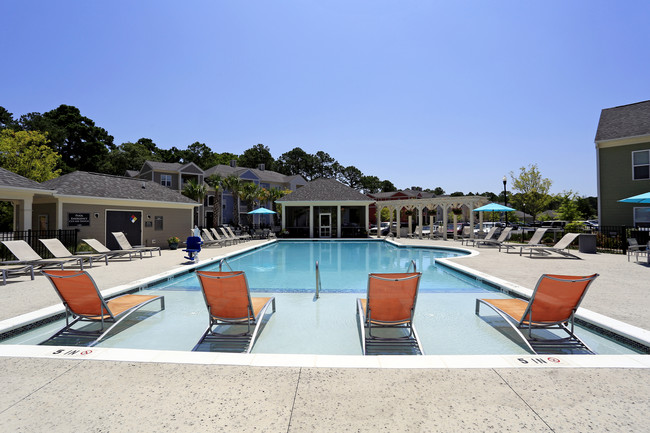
[0,238,648,431]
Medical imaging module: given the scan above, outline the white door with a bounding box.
[320,213,331,238]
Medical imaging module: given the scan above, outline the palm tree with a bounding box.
[267,187,291,227]
[205,174,222,227]
[182,178,207,226]
[241,182,261,226]
[222,175,243,227]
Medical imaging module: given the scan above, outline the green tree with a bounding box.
[205,174,223,227]
[509,163,553,222]
[107,138,160,175]
[182,179,207,226]
[276,147,315,180]
[267,187,289,226]
[338,165,363,189]
[0,130,61,182]
[20,105,115,173]
[312,151,338,178]
[0,106,17,130]
[239,144,275,170]
[240,182,261,226]
[381,180,396,192]
[557,191,584,222]
[433,187,445,195]
[360,175,382,194]
[222,175,243,227]
[182,142,217,169]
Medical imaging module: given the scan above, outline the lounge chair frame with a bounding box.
[40,238,109,268]
[42,270,165,347]
[463,227,498,246]
[0,264,34,285]
[210,228,234,246]
[475,227,513,248]
[357,272,423,355]
[475,273,598,354]
[82,238,144,260]
[1,240,84,270]
[111,232,161,256]
[200,229,224,247]
[521,232,581,258]
[499,228,548,253]
[193,271,276,353]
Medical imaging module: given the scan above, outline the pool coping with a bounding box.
[1,239,649,369]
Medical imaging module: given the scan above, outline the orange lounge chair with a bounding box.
[475,273,599,354]
[193,271,276,353]
[42,270,165,346]
[356,272,423,355]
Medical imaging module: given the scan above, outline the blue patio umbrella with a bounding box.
[248,207,277,214]
[472,203,516,212]
[618,192,650,204]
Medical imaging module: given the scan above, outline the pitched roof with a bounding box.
[41,171,197,204]
[0,168,50,190]
[205,164,303,185]
[278,178,373,202]
[595,100,650,142]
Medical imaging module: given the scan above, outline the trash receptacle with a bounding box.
[578,234,597,254]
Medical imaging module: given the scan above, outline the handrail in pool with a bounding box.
[218,258,233,272]
[407,260,417,273]
[315,261,321,299]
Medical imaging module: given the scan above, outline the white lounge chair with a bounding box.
[111,232,161,256]
[211,228,234,246]
[82,238,144,260]
[463,227,498,246]
[499,228,548,253]
[1,240,84,270]
[475,227,513,248]
[521,232,582,258]
[40,238,109,267]
[201,228,224,247]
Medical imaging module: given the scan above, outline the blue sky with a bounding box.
[3,1,649,196]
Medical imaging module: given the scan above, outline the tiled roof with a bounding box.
[41,171,197,204]
[0,168,50,190]
[143,161,183,171]
[278,178,373,202]
[595,100,650,142]
[205,164,301,185]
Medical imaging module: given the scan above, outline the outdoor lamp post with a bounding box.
[502,176,508,226]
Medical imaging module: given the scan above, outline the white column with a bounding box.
[22,197,33,231]
[281,204,286,231]
[376,205,381,238]
[469,203,475,240]
[388,207,393,238]
[56,200,63,230]
[337,205,342,238]
[309,205,314,238]
[418,206,423,239]
[442,206,448,240]
[408,214,412,237]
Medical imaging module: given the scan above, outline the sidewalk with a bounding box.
[0,238,648,432]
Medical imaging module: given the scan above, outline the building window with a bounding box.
[161,174,172,187]
[632,150,649,180]
[634,207,650,228]
[154,216,163,231]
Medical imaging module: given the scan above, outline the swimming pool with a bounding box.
[1,240,642,356]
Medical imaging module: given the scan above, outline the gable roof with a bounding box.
[595,100,650,142]
[277,178,373,202]
[0,168,50,191]
[41,171,197,204]
[204,164,304,185]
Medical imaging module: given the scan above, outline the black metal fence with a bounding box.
[513,226,649,254]
[0,229,79,261]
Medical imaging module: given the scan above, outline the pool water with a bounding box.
[2,241,641,355]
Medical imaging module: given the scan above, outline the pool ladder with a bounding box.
[315,261,322,299]
[407,260,417,273]
[218,258,233,272]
